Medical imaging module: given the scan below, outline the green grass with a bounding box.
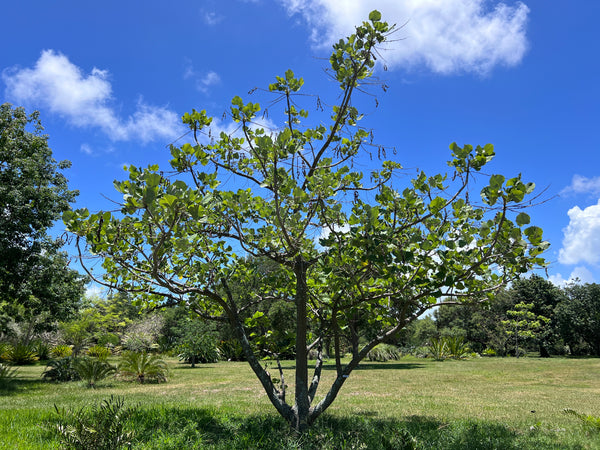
[1,357,599,449]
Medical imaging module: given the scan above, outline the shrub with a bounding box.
[118,351,168,384]
[97,332,120,348]
[176,329,220,367]
[482,348,496,357]
[42,357,81,382]
[4,342,39,365]
[367,343,401,362]
[52,395,136,449]
[51,344,73,358]
[32,340,51,361]
[446,336,470,359]
[73,357,117,388]
[218,339,245,361]
[86,345,111,361]
[0,342,9,360]
[426,338,448,361]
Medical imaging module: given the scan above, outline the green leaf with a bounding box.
[369,10,382,22]
[516,212,530,227]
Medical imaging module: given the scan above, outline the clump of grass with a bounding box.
[367,343,401,362]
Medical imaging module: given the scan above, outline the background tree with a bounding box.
[556,282,600,356]
[502,302,550,357]
[0,103,85,330]
[435,275,563,356]
[65,12,547,433]
[507,275,562,356]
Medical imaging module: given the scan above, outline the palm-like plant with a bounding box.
[426,338,448,361]
[42,356,81,382]
[118,351,168,384]
[73,357,117,388]
[446,336,470,359]
[4,342,39,365]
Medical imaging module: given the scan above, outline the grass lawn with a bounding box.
[1,356,599,449]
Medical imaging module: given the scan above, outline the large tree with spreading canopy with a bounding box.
[65,12,547,432]
[0,103,85,331]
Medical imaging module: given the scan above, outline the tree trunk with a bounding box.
[293,256,310,433]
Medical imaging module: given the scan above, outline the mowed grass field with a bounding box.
[1,357,599,449]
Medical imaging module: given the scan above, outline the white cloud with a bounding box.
[560,175,600,197]
[80,143,93,155]
[3,50,183,143]
[203,11,223,25]
[558,200,600,265]
[85,283,106,299]
[279,0,529,75]
[549,266,594,286]
[197,71,221,93]
[182,59,221,94]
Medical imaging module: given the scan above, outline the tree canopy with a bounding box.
[0,103,85,329]
[65,12,548,432]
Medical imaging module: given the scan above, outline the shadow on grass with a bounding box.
[0,377,46,396]
[126,406,584,450]
[318,362,425,371]
[276,362,426,373]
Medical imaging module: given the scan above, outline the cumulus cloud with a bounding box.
[560,175,600,197]
[549,266,594,286]
[558,200,600,265]
[279,0,530,75]
[3,50,182,143]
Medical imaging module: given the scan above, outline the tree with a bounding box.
[506,275,563,356]
[65,12,547,433]
[502,302,550,357]
[556,282,600,356]
[0,103,85,329]
[434,275,564,355]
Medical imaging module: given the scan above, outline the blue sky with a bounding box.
[2,0,599,289]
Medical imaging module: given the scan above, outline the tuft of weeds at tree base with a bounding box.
[563,408,600,433]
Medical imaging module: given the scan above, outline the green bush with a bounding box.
[426,338,448,361]
[52,395,136,449]
[42,357,81,382]
[4,342,39,365]
[73,357,117,388]
[0,342,9,361]
[32,340,51,360]
[367,343,401,362]
[218,339,245,361]
[51,344,73,358]
[482,348,496,357]
[97,332,120,348]
[176,325,220,367]
[86,345,112,361]
[118,351,168,384]
[445,336,470,359]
